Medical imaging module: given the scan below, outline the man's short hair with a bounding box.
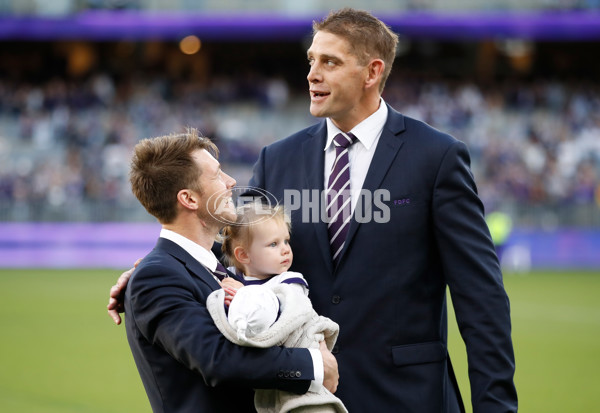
[313,8,399,93]
[129,128,218,223]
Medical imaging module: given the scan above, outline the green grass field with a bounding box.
[0,269,598,412]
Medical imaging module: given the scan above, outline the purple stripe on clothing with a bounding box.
[280,277,308,287]
[243,278,269,286]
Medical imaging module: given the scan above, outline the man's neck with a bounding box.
[162,219,217,251]
[331,95,381,132]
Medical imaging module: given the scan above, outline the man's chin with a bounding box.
[218,211,236,224]
[208,208,237,226]
[309,104,327,118]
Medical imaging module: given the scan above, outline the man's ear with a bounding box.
[177,189,199,211]
[234,246,250,264]
[365,59,385,89]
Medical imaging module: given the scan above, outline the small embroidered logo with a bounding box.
[393,198,411,206]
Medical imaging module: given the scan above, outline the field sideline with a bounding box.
[0,269,598,412]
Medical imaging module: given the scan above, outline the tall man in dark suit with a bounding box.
[122,130,338,412]
[247,8,517,413]
[109,8,517,413]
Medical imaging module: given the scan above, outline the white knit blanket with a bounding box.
[207,283,348,413]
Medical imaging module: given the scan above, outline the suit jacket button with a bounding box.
[295,371,301,378]
[332,295,341,304]
[284,371,290,378]
[332,345,339,354]
[278,371,284,378]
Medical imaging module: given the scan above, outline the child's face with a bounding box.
[244,218,293,278]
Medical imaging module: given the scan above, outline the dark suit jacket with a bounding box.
[125,238,314,412]
[249,104,518,412]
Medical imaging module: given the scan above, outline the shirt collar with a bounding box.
[159,228,219,272]
[324,98,388,152]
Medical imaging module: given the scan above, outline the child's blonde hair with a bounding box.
[220,202,291,274]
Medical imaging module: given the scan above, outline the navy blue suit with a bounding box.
[125,238,314,412]
[249,105,517,412]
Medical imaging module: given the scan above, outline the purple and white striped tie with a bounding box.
[213,262,229,281]
[327,132,357,264]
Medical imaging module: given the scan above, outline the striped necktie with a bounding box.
[327,132,357,265]
[213,262,229,281]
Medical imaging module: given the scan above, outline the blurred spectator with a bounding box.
[0,72,598,225]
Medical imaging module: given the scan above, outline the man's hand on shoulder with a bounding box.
[107,258,141,324]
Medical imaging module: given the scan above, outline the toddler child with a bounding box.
[207,202,347,413]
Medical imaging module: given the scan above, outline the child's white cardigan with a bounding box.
[207,283,348,413]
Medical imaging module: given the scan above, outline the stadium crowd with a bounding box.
[0,71,598,224]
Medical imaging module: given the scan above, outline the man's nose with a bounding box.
[225,173,236,188]
[307,64,321,83]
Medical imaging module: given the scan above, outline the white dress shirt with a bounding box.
[324,98,388,212]
[159,228,324,389]
[160,228,222,281]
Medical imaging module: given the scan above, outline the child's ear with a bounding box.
[234,246,250,264]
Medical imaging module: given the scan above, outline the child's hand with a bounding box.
[220,278,244,307]
[222,286,238,307]
[221,277,244,290]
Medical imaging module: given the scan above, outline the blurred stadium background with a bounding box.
[0,1,599,412]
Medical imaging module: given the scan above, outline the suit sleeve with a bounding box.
[128,262,314,394]
[432,141,518,412]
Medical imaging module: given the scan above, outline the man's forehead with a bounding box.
[193,148,219,168]
[307,31,352,56]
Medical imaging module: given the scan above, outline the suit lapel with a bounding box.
[302,122,333,273]
[337,106,406,267]
[157,238,221,290]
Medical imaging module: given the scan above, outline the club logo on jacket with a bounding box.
[393,198,411,206]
